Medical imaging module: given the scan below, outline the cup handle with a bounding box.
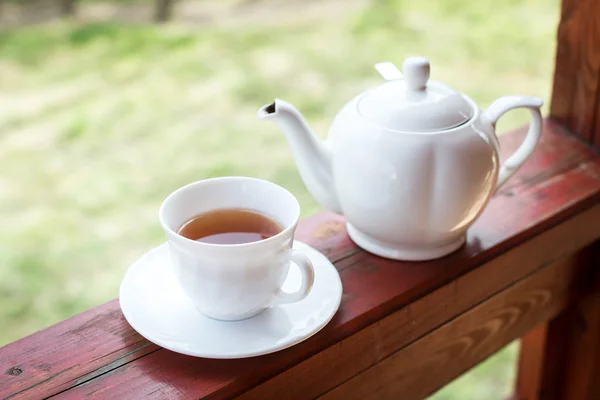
[272,249,315,306]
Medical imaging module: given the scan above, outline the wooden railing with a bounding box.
[1,0,599,399]
[513,1,600,398]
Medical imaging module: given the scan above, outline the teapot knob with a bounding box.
[403,56,430,92]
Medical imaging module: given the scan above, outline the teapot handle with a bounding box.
[483,96,543,190]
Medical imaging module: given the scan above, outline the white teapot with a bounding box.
[258,56,542,261]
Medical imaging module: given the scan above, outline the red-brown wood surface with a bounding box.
[550,0,600,146]
[321,255,581,400]
[1,119,600,399]
[239,205,599,400]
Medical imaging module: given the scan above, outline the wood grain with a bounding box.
[239,206,600,400]
[320,255,579,400]
[514,243,600,400]
[560,295,600,399]
[0,213,354,400]
[550,0,600,146]
[0,301,159,400]
[54,124,600,399]
[0,119,599,399]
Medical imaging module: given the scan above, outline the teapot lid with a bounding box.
[357,56,474,132]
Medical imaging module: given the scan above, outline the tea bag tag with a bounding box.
[374,62,403,81]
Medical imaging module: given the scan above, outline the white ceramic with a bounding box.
[159,177,315,321]
[258,56,543,261]
[119,241,342,359]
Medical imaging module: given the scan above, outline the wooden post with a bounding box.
[517,0,600,391]
[518,0,600,392]
[154,0,174,22]
[549,0,600,147]
[515,324,551,400]
[515,243,600,399]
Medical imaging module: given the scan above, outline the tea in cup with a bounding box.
[159,176,315,321]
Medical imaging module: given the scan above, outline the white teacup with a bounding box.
[159,176,315,321]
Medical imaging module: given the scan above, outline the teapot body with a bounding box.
[258,57,543,261]
[327,95,500,260]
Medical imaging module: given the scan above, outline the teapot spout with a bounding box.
[258,99,342,215]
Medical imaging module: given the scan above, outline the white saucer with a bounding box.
[119,241,343,359]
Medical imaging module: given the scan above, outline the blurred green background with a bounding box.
[0,0,559,398]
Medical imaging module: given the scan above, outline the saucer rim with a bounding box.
[119,240,342,359]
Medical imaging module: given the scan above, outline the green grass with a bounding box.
[0,0,558,397]
[431,342,520,399]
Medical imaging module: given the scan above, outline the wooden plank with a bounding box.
[0,301,160,400]
[515,323,549,400]
[239,207,600,400]
[554,0,578,136]
[1,120,599,399]
[595,86,600,147]
[0,212,354,400]
[495,121,592,197]
[560,294,600,399]
[514,243,600,400]
[550,0,600,145]
[320,255,579,400]
[50,214,600,399]
[550,0,580,129]
[568,0,600,143]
